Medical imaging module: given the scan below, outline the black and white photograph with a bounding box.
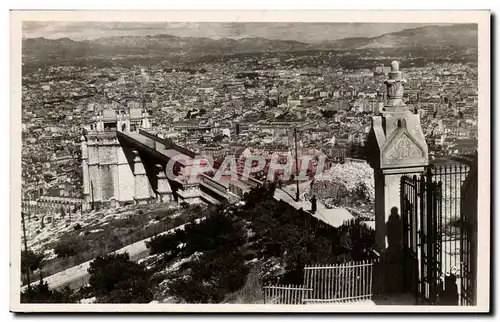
[10,10,490,312]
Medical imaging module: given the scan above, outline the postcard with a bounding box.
[10,10,490,313]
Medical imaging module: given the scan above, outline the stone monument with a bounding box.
[367,61,428,250]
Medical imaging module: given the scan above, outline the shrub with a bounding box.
[180,211,246,257]
[88,253,153,303]
[54,239,84,258]
[173,216,185,227]
[74,223,82,231]
[21,279,76,303]
[21,250,44,274]
[108,235,123,250]
[223,266,263,304]
[146,233,181,255]
[169,250,249,303]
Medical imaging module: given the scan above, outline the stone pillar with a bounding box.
[80,136,90,202]
[156,164,173,203]
[141,112,151,129]
[367,61,428,251]
[133,150,150,205]
[117,145,135,204]
[87,136,101,206]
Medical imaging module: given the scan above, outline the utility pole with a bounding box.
[21,206,31,291]
[294,127,300,202]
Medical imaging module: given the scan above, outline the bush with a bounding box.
[223,266,263,304]
[88,253,153,303]
[146,233,181,255]
[21,279,76,303]
[173,216,185,227]
[168,250,249,303]
[54,239,85,258]
[74,223,82,231]
[21,250,44,274]
[168,276,218,303]
[181,211,246,257]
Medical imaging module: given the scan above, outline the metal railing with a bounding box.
[263,259,379,305]
[303,260,377,303]
[263,285,312,305]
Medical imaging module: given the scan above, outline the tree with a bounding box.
[213,134,224,142]
[60,207,66,218]
[88,253,153,303]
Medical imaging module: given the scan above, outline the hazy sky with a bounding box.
[22,22,446,43]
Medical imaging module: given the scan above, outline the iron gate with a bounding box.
[400,168,442,304]
[459,160,477,306]
[401,163,474,305]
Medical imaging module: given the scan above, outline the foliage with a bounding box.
[181,210,246,257]
[54,238,84,258]
[21,250,44,274]
[146,233,182,256]
[21,279,76,303]
[151,186,375,303]
[150,207,249,303]
[168,250,249,303]
[146,208,246,257]
[320,109,338,118]
[240,187,376,284]
[87,253,153,303]
[223,266,264,304]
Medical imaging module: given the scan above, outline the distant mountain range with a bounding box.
[22,24,477,63]
[320,24,478,49]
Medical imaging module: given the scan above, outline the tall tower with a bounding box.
[366,61,428,250]
[81,107,156,210]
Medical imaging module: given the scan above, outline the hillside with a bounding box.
[22,24,478,64]
[356,24,478,49]
[21,187,376,304]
